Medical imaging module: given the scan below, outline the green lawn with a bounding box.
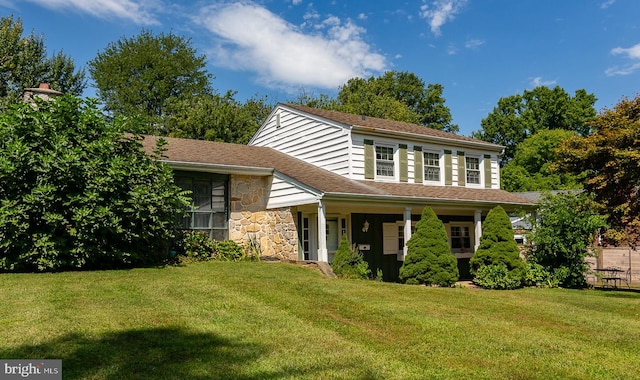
[1,262,639,379]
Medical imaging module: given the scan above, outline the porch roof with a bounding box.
[141,135,535,208]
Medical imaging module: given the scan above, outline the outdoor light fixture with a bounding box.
[362,220,370,232]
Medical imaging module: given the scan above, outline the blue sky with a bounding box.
[4,0,639,136]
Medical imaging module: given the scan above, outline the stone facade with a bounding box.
[228,175,299,260]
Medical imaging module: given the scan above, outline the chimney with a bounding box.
[22,82,63,106]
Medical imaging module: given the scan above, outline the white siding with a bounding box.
[266,174,320,209]
[251,107,351,176]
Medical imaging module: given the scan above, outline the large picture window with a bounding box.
[465,156,481,185]
[174,172,229,240]
[424,152,440,182]
[376,146,395,177]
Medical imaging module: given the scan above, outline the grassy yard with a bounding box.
[1,262,639,379]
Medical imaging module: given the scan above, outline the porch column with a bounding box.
[403,207,412,259]
[317,201,328,262]
[474,210,482,252]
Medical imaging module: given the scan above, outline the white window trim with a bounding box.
[375,144,397,181]
[423,150,444,185]
[465,155,482,187]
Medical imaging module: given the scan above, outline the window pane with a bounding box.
[193,213,212,228]
[466,157,481,184]
[377,161,394,176]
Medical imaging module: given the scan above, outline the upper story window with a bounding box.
[466,156,481,185]
[376,146,395,177]
[424,152,440,182]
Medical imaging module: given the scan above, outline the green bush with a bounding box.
[473,264,522,290]
[399,207,459,286]
[332,234,370,279]
[526,192,606,288]
[175,231,257,263]
[470,206,525,288]
[523,262,560,288]
[0,96,189,272]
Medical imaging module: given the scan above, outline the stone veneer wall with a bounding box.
[228,175,299,260]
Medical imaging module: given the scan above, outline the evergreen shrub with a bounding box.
[470,206,525,288]
[399,206,459,286]
[331,234,370,279]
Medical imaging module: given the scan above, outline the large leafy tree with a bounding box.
[527,192,606,288]
[293,71,458,133]
[0,16,85,110]
[501,129,583,192]
[472,86,596,165]
[555,95,640,246]
[89,29,212,131]
[399,206,459,286]
[0,96,189,272]
[163,91,272,144]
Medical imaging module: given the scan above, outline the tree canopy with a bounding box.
[555,94,640,246]
[0,16,85,110]
[472,86,597,165]
[89,29,212,131]
[0,96,188,272]
[293,71,458,133]
[500,129,583,192]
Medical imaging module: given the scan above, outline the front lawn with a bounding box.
[1,262,639,379]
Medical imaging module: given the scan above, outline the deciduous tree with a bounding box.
[89,29,212,130]
[473,86,596,165]
[0,96,188,272]
[293,71,458,133]
[501,129,583,192]
[526,192,606,288]
[555,95,640,246]
[0,16,85,110]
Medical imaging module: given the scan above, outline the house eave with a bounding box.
[322,192,536,210]
[351,126,505,152]
[162,160,274,176]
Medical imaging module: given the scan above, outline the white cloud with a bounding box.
[292,0,303,5]
[529,77,557,87]
[358,13,367,20]
[601,0,616,9]
[464,39,485,49]
[447,44,458,55]
[606,42,640,76]
[23,0,160,25]
[195,2,387,92]
[419,0,467,36]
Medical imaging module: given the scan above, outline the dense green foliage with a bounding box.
[89,29,212,130]
[501,129,583,192]
[0,96,189,272]
[473,86,596,165]
[399,207,459,286]
[527,192,606,288]
[175,231,259,262]
[470,206,524,288]
[293,71,458,133]
[331,234,370,279]
[0,16,85,110]
[556,95,640,246]
[163,90,272,144]
[473,264,522,290]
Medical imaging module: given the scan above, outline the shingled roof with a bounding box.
[281,103,504,150]
[141,135,534,207]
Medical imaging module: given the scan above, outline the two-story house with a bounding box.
[143,103,534,281]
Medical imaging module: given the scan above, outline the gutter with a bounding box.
[322,191,536,208]
[161,160,274,176]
